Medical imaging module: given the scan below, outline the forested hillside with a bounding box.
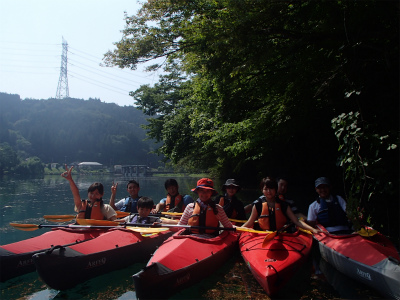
[0,92,160,168]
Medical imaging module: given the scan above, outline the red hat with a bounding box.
[191,178,218,196]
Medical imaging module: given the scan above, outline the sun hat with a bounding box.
[315,177,331,188]
[222,179,241,192]
[191,178,218,196]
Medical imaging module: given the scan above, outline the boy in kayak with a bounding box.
[118,197,174,224]
[109,180,141,214]
[153,179,194,213]
[177,178,233,237]
[307,177,352,234]
[214,179,246,221]
[62,165,117,221]
[242,177,318,233]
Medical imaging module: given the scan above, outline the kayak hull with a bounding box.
[0,227,106,282]
[33,228,173,290]
[314,225,400,300]
[132,229,238,299]
[239,229,313,297]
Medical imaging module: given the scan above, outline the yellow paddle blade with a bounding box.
[43,215,76,222]
[76,219,120,226]
[116,211,130,218]
[229,218,247,223]
[358,227,378,237]
[126,227,169,233]
[9,223,39,231]
[298,227,313,235]
[163,212,183,216]
[262,232,277,248]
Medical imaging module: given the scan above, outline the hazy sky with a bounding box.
[0,0,162,106]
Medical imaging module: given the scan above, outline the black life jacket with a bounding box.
[317,195,349,228]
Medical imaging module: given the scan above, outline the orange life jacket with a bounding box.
[188,202,219,234]
[76,200,105,220]
[258,201,287,231]
[164,194,185,212]
[218,197,238,219]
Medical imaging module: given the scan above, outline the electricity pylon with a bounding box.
[56,37,69,99]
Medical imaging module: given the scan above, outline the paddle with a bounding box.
[43,215,76,222]
[262,223,293,248]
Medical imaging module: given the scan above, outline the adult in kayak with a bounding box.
[109,179,141,214]
[242,177,318,233]
[62,165,117,221]
[307,177,352,234]
[177,178,233,237]
[214,179,246,220]
[153,178,194,213]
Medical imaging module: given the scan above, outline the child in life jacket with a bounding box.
[109,180,141,213]
[242,177,318,233]
[214,179,246,221]
[61,165,117,221]
[177,178,233,237]
[153,178,194,213]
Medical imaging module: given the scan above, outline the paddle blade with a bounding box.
[43,215,76,222]
[9,223,39,231]
[76,219,120,226]
[236,227,272,234]
[358,227,378,237]
[262,232,277,247]
[126,227,169,233]
[116,211,130,218]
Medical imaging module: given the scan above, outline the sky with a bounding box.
[0,0,163,107]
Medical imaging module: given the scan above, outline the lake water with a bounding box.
[0,175,386,300]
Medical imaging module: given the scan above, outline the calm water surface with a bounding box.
[0,175,386,300]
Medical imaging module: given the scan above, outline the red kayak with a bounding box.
[239,228,313,297]
[33,227,173,290]
[132,229,239,299]
[314,224,400,300]
[0,227,106,282]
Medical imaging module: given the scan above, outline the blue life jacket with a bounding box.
[317,195,349,228]
[127,214,160,224]
[120,196,140,213]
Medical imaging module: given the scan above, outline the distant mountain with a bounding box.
[0,92,161,167]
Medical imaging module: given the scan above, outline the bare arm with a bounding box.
[155,202,165,213]
[286,207,319,234]
[61,165,81,210]
[242,205,259,229]
[109,182,119,210]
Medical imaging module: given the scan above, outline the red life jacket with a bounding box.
[76,200,105,220]
[258,201,287,231]
[188,202,219,234]
[164,194,185,212]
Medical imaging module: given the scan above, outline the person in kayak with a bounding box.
[62,165,117,221]
[153,179,194,213]
[109,180,141,214]
[177,178,233,237]
[242,177,318,233]
[307,177,352,234]
[214,179,246,221]
[244,176,305,219]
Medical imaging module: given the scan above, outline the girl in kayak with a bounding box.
[214,179,246,221]
[177,178,233,237]
[62,165,117,221]
[242,177,318,233]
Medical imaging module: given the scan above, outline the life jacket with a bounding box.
[218,196,238,219]
[317,195,349,228]
[165,194,185,212]
[257,199,288,231]
[120,196,140,213]
[76,199,105,220]
[128,214,159,224]
[188,201,219,235]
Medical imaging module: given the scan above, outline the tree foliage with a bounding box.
[105,0,398,237]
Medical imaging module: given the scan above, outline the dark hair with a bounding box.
[164,179,178,190]
[137,196,154,209]
[88,182,104,195]
[260,177,278,191]
[127,180,139,188]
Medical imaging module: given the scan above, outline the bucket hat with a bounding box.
[222,179,241,192]
[191,178,218,196]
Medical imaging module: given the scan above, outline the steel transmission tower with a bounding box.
[56,37,69,99]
